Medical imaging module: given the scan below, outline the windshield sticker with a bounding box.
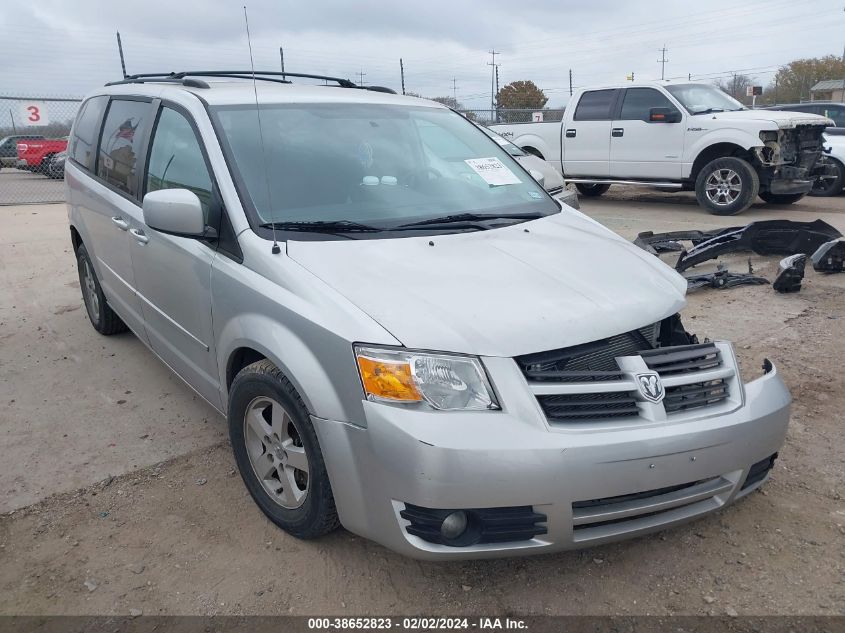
[528,191,542,199]
[464,157,521,186]
[355,141,374,168]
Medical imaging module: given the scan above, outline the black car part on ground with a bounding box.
[684,265,769,292]
[811,239,845,273]
[635,220,842,272]
[773,254,807,293]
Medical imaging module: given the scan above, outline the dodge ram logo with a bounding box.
[635,372,664,403]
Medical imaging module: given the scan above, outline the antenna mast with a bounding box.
[244,6,281,254]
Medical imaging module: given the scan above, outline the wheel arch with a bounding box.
[689,142,750,182]
[69,225,82,253]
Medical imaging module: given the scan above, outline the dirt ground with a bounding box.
[1,189,844,616]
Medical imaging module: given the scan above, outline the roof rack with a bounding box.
[104,71,396,93]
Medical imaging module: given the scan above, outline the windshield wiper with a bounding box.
[691,107,726,115]
[397,212,545,229]
[259,220,382,233]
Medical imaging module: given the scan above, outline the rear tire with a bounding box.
[809,157,844,197]
[758,192,806,205]
[76,243,128,335]
[695,156,759,215]
[228,360,340,540]
[575,183,611,197]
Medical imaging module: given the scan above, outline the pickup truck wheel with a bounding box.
[575,183,611,197]
[695,156,759,215]
[76,243,128,335]
[809,157,844,197]
[229,360,340,540]
[758,192,806,205]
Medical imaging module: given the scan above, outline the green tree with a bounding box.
[496,80,548,110]
[765,55,845,104]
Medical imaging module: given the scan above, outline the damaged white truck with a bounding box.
[491,82,831,215]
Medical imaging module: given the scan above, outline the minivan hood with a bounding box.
[707,109,831,129]
[286,212,687,358]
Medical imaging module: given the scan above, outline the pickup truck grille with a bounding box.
[518,334,734,424]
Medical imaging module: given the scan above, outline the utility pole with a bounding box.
[495,65,500,102]
[569,69,573,96]
[400,59,405,95]
[657,45,668,80]
[279,47,285,78]
[357,69,366,85]
[452,77,458,102]
[9,109,16,134]
[116,31,127,78]
[487,49,498,114]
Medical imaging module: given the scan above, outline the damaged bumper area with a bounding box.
[754,125,828,194]
[313,317,791,560]
[634,220,843,272]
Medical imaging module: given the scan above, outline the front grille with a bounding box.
[571,475,733,542]
[520,331,733,425]
[400,504,547,546]
[538,391,639,421]
[640,342,721,375]
[664,378,729,413]
[516,325,656,381]
[742,453,778,490]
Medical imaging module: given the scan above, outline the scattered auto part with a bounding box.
[773,254,807,293]
[685,264,769,292]
[634,230,713,255]
[673,219,842,271]
[811,239,845,273]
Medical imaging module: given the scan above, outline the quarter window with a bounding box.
[574,90,617,121]
[70,96,107,172]
[97,99,150,196]
[145,107,214,221]
[619,88,678,121]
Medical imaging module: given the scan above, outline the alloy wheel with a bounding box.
[243,396,309,509]
[704,168,742,206]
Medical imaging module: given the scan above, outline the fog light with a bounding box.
[440,511,468,540]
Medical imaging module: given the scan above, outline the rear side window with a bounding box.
[574,90,616,121]
[69,96,107,171]
[145,107,214,221]
[619,88,677,121]
[97,99,150,196]
[821,106,845,126]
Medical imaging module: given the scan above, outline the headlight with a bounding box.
[354,345,499,411]
[760,130,779,143]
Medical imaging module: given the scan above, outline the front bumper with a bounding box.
[313,357,790,560]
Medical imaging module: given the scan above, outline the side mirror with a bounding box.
[142,189,205,236]
[649,107,682,123]
[529,168,545,188]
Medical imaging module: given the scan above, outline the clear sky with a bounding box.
[2,0,842,109]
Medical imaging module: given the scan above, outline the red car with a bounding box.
[16,137,68,174]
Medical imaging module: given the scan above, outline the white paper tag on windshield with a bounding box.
[464,157,521,186]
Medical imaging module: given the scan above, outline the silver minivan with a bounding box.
[66,72,790,560]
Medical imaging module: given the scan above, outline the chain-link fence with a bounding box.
[458,108,566,125]
[0,95,82,205]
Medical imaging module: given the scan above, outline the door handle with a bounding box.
[565,129,576,138]
[129,228,149,244]
[611,128,624,137]
[111,216,129,231]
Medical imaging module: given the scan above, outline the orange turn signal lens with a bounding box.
[357,355,422,402]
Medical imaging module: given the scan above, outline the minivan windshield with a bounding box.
[665,84,745,115]
[211,103,557,232]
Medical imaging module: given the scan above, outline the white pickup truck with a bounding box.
[491,81,831,215]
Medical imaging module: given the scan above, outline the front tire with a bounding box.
[76,243,128,335]
[228,360,340,540]
[758,192,806,205]
[575,183,611,197]
[695,156,759,215]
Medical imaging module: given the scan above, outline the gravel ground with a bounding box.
[1,191,844,616]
